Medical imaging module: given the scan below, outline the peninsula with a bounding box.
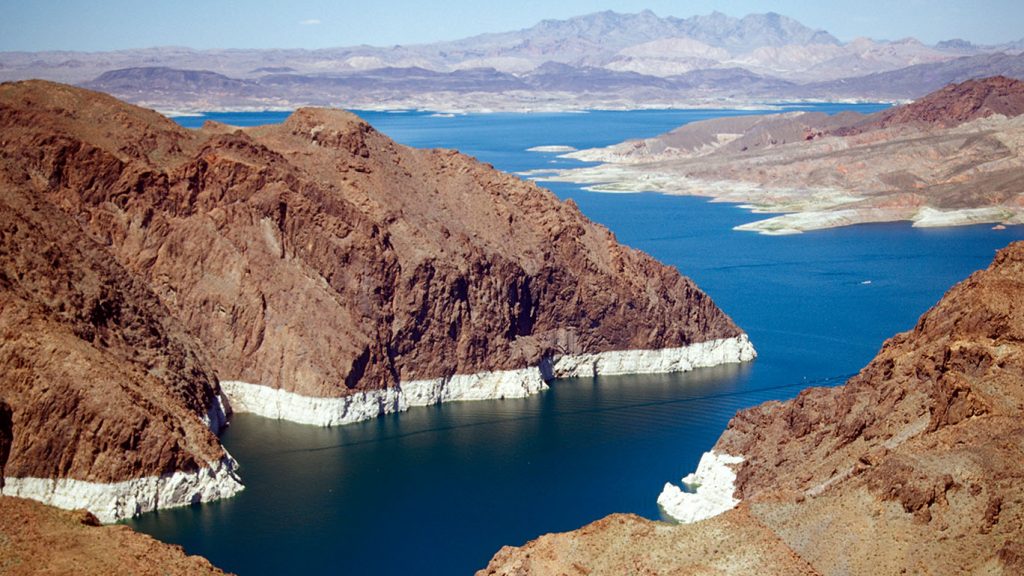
[538,76,1024,233]
[0,80,753,523]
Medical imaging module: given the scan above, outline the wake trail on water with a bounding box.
[265,372,858,456]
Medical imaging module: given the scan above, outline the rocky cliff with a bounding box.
[0,172,241,521]
[480,241,1024,575]
[0,80,750,517]
[0,81,750,410]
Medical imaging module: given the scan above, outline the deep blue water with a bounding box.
[134,106,1024,575]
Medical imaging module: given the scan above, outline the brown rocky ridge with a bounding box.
[0,153,240,519]
[0,80,749,521]
[480,241,1024,575]
[548,76,1024,234]
[0,495,230,575]
[0,80,746,397]
[836,75,1024,133]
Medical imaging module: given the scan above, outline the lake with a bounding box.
[130,105,1024,575]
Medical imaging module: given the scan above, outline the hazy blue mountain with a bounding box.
[798,52,1024,99]
[7,10,1024,110]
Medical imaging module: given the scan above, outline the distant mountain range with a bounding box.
[2,10,1023,111]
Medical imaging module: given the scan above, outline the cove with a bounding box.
[129,106,1024,575]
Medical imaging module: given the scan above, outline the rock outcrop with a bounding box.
[480,241,1024,575]
[0,496,230,575]
[0,80,750,517]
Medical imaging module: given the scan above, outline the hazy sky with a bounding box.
[2,0,1022,52]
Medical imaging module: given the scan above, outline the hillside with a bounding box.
[0,496,230,575]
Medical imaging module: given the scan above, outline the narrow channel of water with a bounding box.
[130,106,1024,575]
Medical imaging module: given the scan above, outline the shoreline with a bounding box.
[533,166,1024,235]
[0,336,754,522]
[153,99,894,119]
[1,456,244,523]
[220,366,550,427]
[533,112,1024,236]
[222,335,757,426]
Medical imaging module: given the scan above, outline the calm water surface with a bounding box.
[134,106,1024,575]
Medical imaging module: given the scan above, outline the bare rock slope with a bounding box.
[481,511,819,576]
[481,241,1024,575]
[0,80,748,406]
[839,74,1024,133]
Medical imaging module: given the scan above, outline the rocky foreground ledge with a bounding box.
[479,241,1024,575]
[0,80,752,522]
[0,496,230,575]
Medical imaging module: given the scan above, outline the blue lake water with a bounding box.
[134,106,1024,575]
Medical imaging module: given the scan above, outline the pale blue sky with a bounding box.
[1,0,1021,52]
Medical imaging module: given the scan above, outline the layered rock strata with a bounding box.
[481,241,1024,575]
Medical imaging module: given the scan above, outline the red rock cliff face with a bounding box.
[0,177,228,483]
[0,81,744,398]
[482,241,1024,575]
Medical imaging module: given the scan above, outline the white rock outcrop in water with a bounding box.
[657,450,744,523]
